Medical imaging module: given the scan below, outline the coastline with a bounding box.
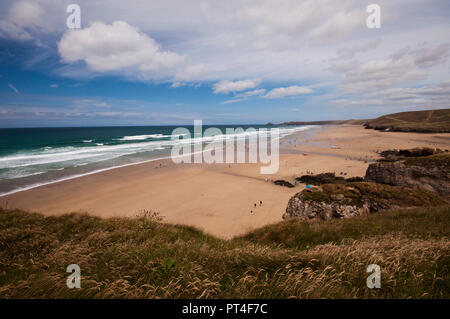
[2,125,449,239]
[0,124,314,197]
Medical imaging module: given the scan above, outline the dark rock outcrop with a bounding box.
[274,180,295,188]
[296,173,345,185]
[365,152,450,198]
[296,172,364,185]
[378,147,443,162]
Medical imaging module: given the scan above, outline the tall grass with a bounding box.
[0,206,448,298]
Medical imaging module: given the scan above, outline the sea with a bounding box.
[0,124,316,196]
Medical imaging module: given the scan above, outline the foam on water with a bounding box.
[0,125,316,196]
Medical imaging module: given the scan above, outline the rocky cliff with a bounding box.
[365,151,450,198]
[283,182,445,221]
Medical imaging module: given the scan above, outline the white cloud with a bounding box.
[1,0,450,116]
[263,86,313,99]
[49,84,58,88]
[0,1,50,43]
[220,98,247,105]
[336,44,449,94]
[174,64,208,82]
[220,88,267,104]
[75,99,111,108]
[213,79,261,94]
[8,83,19,93]
[413,44,449,68]
[336,38,382,59]
[309,9,365,43]
[332,81,450,109]
[236,89,266,98]
[340,57,426,94]
[58,21,185,77]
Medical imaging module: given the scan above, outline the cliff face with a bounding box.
[365,153,450,198]
[283,182,445,222]
[283,193,370,221]
[284,149,449,223]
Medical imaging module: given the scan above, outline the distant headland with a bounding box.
[275,108,450,133]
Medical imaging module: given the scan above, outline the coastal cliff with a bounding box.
[283,182,444,221]
[284,148,449,222]
[365,149,450,198]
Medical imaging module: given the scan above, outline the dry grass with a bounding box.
[0,206,449,298]
[299,182,446,207]
[364,108,450,132]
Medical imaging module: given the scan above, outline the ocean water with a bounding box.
[0,124,315,196]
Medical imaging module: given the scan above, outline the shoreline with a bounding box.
[0,125,318,197]
[2,125,449,239]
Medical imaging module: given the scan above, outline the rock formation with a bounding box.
[283,182,445,222]
[365,150,449,198]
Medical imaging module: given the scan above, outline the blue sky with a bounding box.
[0,0,449,127]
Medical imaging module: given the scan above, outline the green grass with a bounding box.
[364,108,450,133]
[0,206,449,298]
[299,182,446,207]
[404,152,450,168]
[240,206,450,250]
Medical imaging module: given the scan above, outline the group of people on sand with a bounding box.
[250,200,263,214]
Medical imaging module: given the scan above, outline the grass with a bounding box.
[404,152,450,168]
[364,108,450,133]
[0,206,449,298]
[299,182,446,207]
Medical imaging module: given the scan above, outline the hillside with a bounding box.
[279,119,367,126]
[279,108,450,133]
[0,206,448,298]
[363,109,450,133]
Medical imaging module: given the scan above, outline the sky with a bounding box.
[0,0,449,127]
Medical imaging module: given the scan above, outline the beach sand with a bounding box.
[2,125,450,239]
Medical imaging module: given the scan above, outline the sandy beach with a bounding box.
[2,125,450,239]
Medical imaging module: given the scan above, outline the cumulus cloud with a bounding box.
[0,0,52,43]
[174,64,209,82]
[213,79,261,94]
[58,21,185,77]
[1,0,450,117]
[263,86,313,99]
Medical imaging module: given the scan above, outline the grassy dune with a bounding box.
[0,206,449,298]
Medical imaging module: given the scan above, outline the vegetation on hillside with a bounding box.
[279,108,450,133]
[299,182,446,207]
[279,119,368,126]
[363,108,450,133]
[404,152,450,168]
[0,206,448,298]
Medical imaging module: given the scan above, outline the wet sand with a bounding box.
[2,125,449,239]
